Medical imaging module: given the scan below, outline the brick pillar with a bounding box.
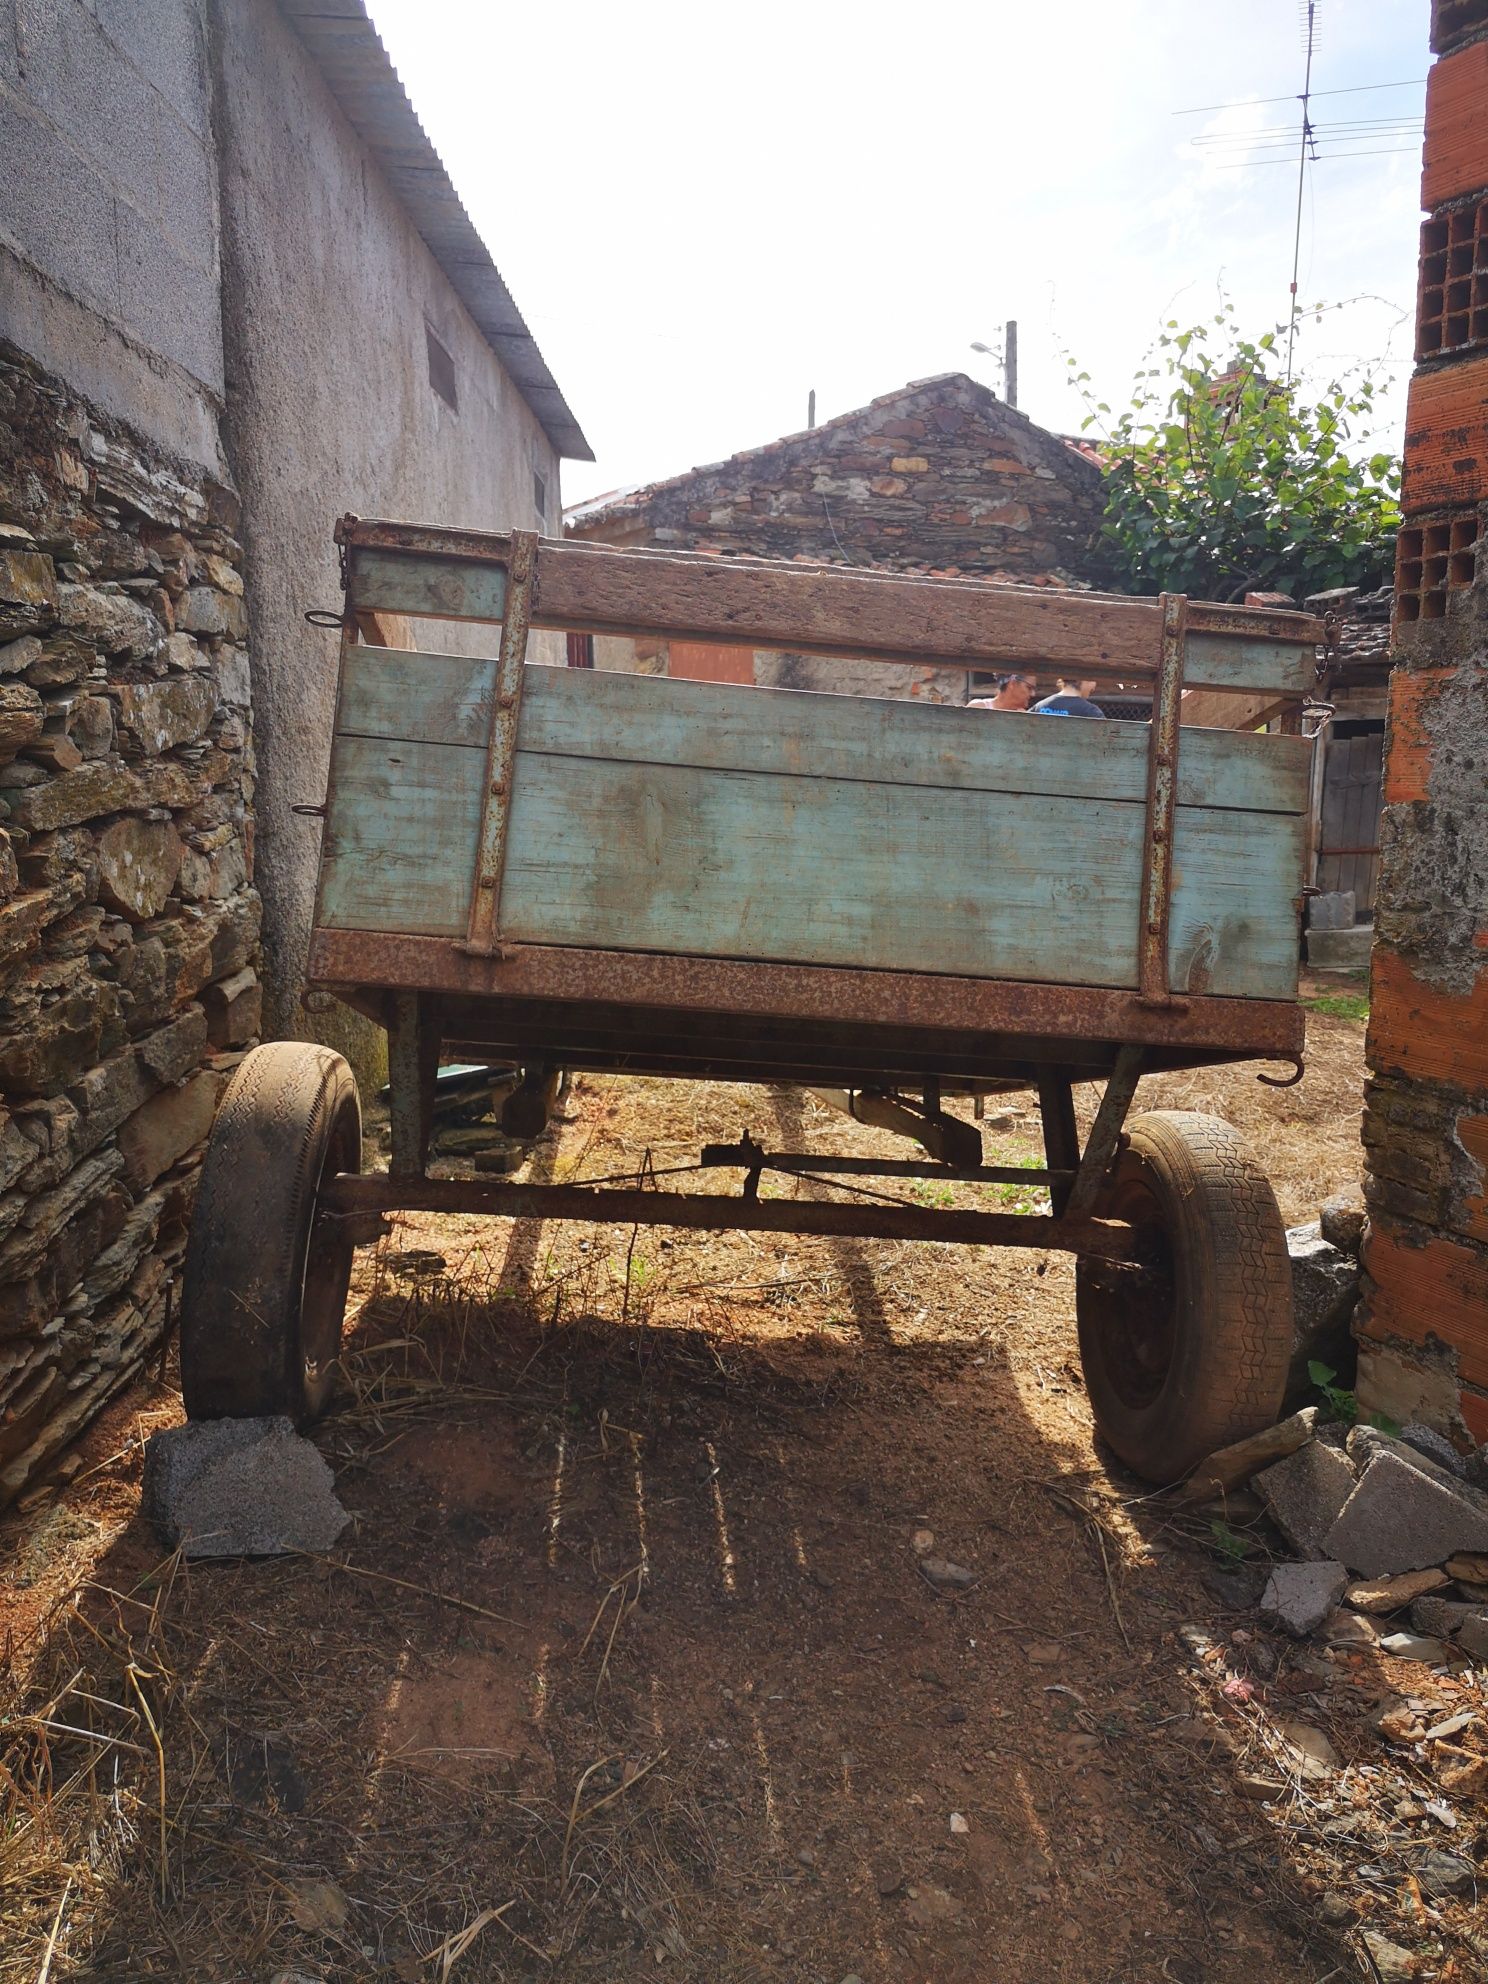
[1356,2,1488,1445]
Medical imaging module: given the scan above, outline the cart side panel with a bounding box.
[497,753,1302,998]
[315,651,1308,996]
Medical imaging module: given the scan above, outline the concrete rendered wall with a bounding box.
[1356,0,1488,1448]
[209,0,562,1059]
[0,0,225,474]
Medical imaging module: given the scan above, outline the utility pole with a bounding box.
[1004,320,1018,409]
[807,389,817,430]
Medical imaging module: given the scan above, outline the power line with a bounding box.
[1174,76,1424,116]
[1208,146,1420,167]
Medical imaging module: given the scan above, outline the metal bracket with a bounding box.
[1063,1044,1144,1220]
[1137,594,1186,1003]
[464,529,538,958]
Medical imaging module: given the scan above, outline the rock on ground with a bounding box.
[1324,1446,1488,1577]
[1345,1568,1449,1614]
[1283,1222,1358,1407]
[1259,1560,1348,1637]
[1175,1406,1318,1505]
[142,1416,349,1558]
[1254,1440,1356,1555]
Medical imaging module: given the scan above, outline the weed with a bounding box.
[1304,992,1369,1022]
[1308,1359,1401,1435]
[1209,1517,1251,1565]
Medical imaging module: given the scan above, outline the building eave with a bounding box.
[278,1,593,461]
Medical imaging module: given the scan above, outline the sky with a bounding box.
[366,0,1428,511]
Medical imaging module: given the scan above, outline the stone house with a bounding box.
[564,375,1105,702]
[0,0,588,1500]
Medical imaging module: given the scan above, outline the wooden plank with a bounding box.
[1180,687,1290,732]
[343,530,1322,688]
[496,753,1301,999]
[515,668,1311,814]
[337,650,1310,816]
[317,734,481,934]
[352,547,509,622]
[338,645,497,749]
[1182,633,1310,695]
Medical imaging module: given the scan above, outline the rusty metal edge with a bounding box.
[1138,593,1187,1001]
[305,930,1306,1059]
[320,1173,1139,1261]
[462,528,536,956]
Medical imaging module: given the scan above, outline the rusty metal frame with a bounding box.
[1063,1044,1145,1220]
[306,930,1306,1064]
[386,992,438,1177]
[319,1171,1139,1262]
[1138,593,1187,1002]
[699,1143,1070,1189]
[463,528,537,958]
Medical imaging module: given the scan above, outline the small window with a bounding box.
[533,468,548,522]
[425,325,457,410]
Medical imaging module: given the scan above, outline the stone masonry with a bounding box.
[0,344,261,1503]
[567,374,1104,582]
[1356,0,1488,1447]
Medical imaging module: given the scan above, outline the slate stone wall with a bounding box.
[0,344,260,1502]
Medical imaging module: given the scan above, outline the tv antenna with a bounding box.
[1286,1,1321,382]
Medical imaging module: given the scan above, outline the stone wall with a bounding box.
[0,344,260,1503]
[1356,0,1488,1449]
[568,374,1104,582]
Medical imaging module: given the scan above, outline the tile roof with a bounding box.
[564,373,1089,530]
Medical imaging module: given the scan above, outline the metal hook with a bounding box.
[1257,1055,1305,1089]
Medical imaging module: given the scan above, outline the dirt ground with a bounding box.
[4,989,1486,1982]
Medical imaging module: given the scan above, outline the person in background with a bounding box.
[967,671,1036,712]
[1034,677,1105,718]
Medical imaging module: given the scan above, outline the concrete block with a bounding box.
[1305,924,1374,972]
[142,1416,349,1557]
[1324,1447,1488,1575]
[1409,1594,1488,1650]
[1260,1561,1348,1637]
[1256,1440,1358,1555]
[1307,890,1355,931]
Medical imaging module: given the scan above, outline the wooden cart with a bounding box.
[178,519,1323,1482]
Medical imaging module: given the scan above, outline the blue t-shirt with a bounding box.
[1033,693,1105,718]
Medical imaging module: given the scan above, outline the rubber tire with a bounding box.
[180,1042,361,1423]
[1075,1109,1292,1484]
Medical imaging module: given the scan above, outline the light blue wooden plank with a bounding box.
[496,754,1302,999]
[317,734,481,935]
[338,645,497,750]
[513,665,1310,817]
[1185,632,1312,695]
[349,549,508,623]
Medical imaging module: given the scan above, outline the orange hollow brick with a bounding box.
[1361,1215,1488,1390]
[1424,38,1488,210]
[1367,947,1488,1092]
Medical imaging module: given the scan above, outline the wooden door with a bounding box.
[1317,727,1384,914]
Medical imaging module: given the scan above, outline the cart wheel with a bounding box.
[1075,1110,1291,1485]
[180,1042,362,1423]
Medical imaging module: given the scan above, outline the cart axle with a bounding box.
[318,1172,1140,1261]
